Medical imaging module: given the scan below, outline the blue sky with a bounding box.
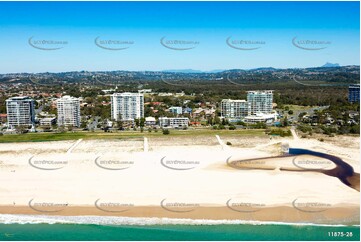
[0,1,359,73]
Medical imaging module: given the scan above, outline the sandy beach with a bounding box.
[0,132,359,225]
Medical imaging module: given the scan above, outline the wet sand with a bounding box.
[0,205,359,225]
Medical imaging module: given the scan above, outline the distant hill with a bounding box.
[321,62,340,68]
[249,67,277,71]
[162,69,203,73]
[162,69,225,73]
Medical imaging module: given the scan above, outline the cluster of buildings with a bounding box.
[110,92,189,129]
[221,90,277,123]
[3,92,190,131]
[4,95,81,130]
[2,90,279,132]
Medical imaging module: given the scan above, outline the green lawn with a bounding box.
[0,129,266,143]
[283,105,313,112]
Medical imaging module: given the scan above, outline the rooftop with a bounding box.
[6,96,33,101]
[247,90,274,94]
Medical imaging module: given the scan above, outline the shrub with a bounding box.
[268,128,292,137]
[162,129,170,135]
[226,141,232,146]
[236,121,245,125]
[297,125,312,133]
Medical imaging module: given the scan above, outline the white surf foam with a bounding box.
[0,214,357,227]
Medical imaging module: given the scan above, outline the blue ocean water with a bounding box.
[0,223,359,241]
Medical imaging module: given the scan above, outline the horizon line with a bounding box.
[0,64,360,75]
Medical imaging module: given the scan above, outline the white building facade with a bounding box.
[111,92,144,121]
[221,99,248,120]
[220,90,274,122]
[145,117,156,126]
[159,117,189,128]
[247,90,273,115]
[6,96,35,128]
[244,112,278,124]
[56,96,81,127]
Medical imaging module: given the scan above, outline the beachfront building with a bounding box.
[244,112,278,124]
[221,99,248,121]
[39,117,57,126]
[6,96,36,129]
[145,117,156,126]
[348,84,360,103]
[159,117,189,128]
[57,95,81,127]
[247,90,273,115]
[111,92,144,121]
[221,90,275,123]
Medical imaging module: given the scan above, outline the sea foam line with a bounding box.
[0,214,358,227]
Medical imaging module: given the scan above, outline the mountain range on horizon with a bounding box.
[321,62,340,68]
[161,63,345,73]
[0,63,358,76]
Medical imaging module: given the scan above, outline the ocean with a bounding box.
[0,215,359,241]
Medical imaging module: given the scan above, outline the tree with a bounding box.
[80,121,87,129]
[283,116,289,127]
[298,112,307,118]
[58,125,66,133]
[140,118,145,127]
[42,126,52,132]
[236,121,246,126]
[15,125,28,134]
[117,121,123,130]
[254,122,267,129]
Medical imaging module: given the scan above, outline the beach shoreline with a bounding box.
[1,135,359,227]
[0,204,359,226]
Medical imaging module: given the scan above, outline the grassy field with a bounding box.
[283,105,312,111]
[0,128,267,143]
